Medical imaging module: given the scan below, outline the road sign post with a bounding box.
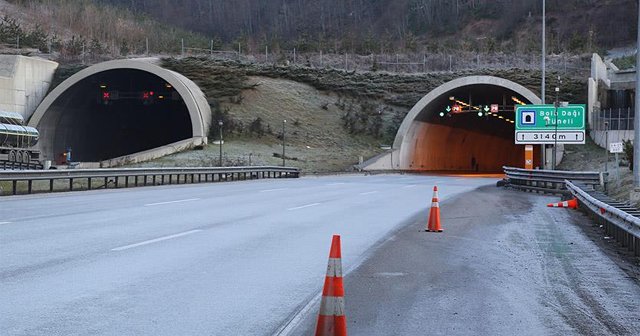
[610,142,624,185]
[525,145,534,170]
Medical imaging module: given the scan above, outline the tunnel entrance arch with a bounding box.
[29,59,211,163]
[393,76,542,172]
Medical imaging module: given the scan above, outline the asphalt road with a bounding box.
[293,186,640,335]
[1,174,495,335]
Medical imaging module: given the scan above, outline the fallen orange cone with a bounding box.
[547,198,578,209]
[315,235,347,336]
[427,186,443,232]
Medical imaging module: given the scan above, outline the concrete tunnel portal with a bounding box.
[29,59,210,163]
[392,76,542,172]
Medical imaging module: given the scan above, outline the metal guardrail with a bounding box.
[503,166,604,194]
[566,180,640,256]
[0,166,300,196]
[1,160,44,170]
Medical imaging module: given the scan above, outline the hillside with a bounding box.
[0,0,636,64]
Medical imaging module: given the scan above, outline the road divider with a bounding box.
[0,166,300,196]
[315,235,347,336]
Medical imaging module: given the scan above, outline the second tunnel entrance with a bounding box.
[394,76,542,172]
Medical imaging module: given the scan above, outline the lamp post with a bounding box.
[218,120,223,167]
[282,119,286,167]
[604,121,609,176]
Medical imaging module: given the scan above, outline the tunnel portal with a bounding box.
[29,59,210,164]
[394,76,542,172]
[44,69,191,161]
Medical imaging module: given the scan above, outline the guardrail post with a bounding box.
[115,176,119,188]
[88,177,92,190]
[135,176,139,187]
[69,178,74,191]
[12,180,17,195]
[104,177,108,189]
[50,179,54,192]
[27,180,32,194]
[125,176,129,188]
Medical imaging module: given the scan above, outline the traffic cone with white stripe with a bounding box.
[315,235,347,336]
[547,198,578,209]
[427,186,443,232]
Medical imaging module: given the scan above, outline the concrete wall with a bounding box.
[0,55,58,119]
[588,53,636,150]
[591,130,634,148]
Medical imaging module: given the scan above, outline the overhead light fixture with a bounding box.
[511,97,526,105]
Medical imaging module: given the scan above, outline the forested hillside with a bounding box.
[99,0,635,53]
[0,0,636,63]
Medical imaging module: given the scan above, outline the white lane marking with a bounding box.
[287,203,321,211]
[144,198,200,207]
[359,191,379,195]
[0,221,11,225]
[326,182,346,186]
[403,184,417,189]
[111,230,202,251]
[260,188,288,193]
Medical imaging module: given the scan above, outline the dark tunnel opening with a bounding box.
[407,84,540,172]
[39,69,192,162]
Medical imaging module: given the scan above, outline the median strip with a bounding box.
[111,229,202,251]
[287,203,321,211]
[144,198,200,207]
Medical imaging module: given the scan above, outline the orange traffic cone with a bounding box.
[315,235,347,336]
[547,198,578,209]
[427,186,443,232]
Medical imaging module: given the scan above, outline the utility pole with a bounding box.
[635,0,640,188]
[218,120,223,167]
[282,120,287,167]
[541,0,547,169]
[553,85,559,169]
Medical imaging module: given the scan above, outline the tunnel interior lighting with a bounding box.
[511,97,526,105]
[99,84,107,89]
[439,112,445,117]
[477,111,483,117]
[165,83,172,88]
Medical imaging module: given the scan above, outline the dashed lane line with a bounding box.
[111,230,203,251]
[359,191,379,195]
[287,203,321,211]
[144,198,200,207]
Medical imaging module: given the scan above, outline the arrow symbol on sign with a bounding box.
[446,106,451,112]
[484,105,490,112]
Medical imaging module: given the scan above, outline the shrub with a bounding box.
[623,139,634,171]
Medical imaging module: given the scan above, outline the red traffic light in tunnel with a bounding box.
[142,90,155,105]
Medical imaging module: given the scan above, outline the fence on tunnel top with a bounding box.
[0,166,300,196]
[593,108,635,131]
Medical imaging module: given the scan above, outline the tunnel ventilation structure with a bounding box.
[29,59,211,164]
[391,76,542,172]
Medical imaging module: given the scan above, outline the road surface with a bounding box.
[1,174,493,335]
[292,185,640,335]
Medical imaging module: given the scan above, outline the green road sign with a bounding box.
[515,104,586,144]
